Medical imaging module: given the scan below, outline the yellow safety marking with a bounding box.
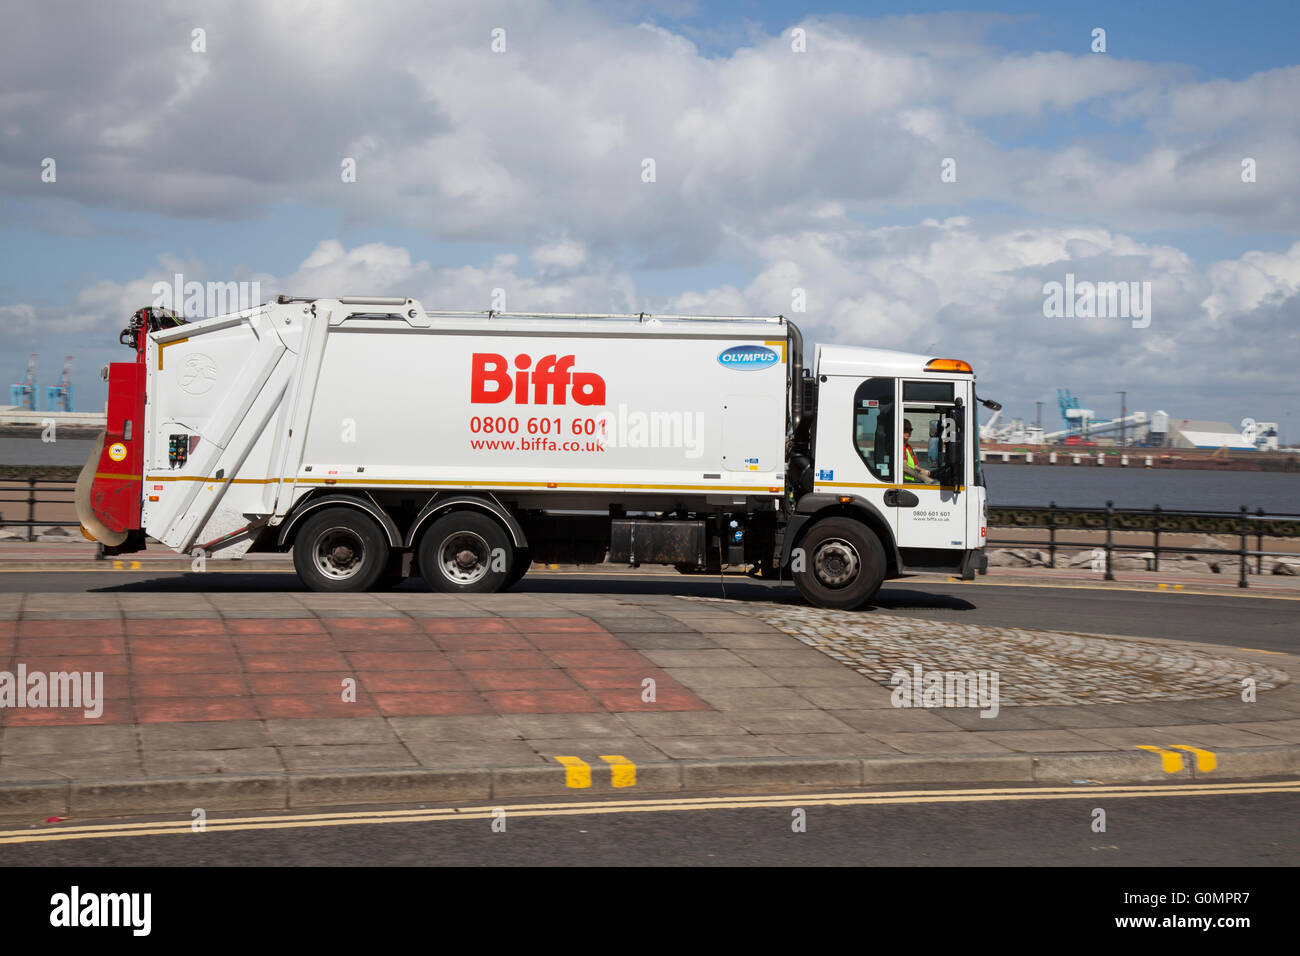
[1135,745,1184,773]
[2,780,1295,846]
[817,481,967,492]
[763,339,788,362]
[93,472,143,481]
[294,478,780,493]
[156,337,189,371]
[140,475,782,493]
[552,756,591,788]
[111,560,142,571]
[1170,746,1217,772]
[1157,583,1185,591]
[599,755,637,788]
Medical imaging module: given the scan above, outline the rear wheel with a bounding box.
[292,507,390,592]
[376,552,408,590]
[791,517,886,610]
[506,547,532,589]
[418,511,513,593]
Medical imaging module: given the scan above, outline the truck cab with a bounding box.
[782,345,987,609]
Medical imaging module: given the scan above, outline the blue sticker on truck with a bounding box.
[718,345,779,370]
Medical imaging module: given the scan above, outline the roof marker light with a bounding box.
[925,358,973,374]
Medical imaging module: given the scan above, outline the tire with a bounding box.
[292,507,391,592]
[791,517,886,610]
[375,552,408,590]
[506,547,532,589]
[418,511,513,593]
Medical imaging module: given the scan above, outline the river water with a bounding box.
[0,436,96,467]
[982,463,1300,514]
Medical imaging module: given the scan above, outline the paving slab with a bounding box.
[142,747,286,776]
[0,589,1294,818]
[404,739,549,768]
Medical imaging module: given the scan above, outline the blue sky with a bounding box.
[2,1,1298,437]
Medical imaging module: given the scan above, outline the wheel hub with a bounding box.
[813,538,860,588]
[314,527,365,580]
[439,531,491,585]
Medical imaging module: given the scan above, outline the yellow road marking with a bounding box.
[552,755,591,788]
[1135,745,1185,773]
[1,780,1294,846]
[110,560,142,571]
[1170,745,1218,772]
[930,576,1300,602]
[599,755,637,788]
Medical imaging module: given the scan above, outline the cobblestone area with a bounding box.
[694,599,1290,706]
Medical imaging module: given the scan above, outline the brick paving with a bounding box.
[0,611,707,727]
[0,589,1297,798]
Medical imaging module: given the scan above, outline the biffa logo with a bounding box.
[471,353,606,406]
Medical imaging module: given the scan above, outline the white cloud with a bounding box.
[3,2,1295,247]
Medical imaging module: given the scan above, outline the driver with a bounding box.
[902,419,937,484]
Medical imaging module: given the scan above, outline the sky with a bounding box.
[2,0,1298,441]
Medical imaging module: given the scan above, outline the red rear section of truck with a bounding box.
[78,309,167,551]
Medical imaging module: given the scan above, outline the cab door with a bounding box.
[812,374,898,541]
[893,378,970,551]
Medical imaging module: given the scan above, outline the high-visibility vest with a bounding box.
[903,443,918,482]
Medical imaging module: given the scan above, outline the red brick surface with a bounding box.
[0,616,708,725]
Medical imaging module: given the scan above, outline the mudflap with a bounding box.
[102,529,148,556]
[960,549,988,580]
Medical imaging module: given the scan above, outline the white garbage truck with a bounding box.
[77,296,994,609]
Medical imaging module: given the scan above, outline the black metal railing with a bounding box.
[5,477,1299,588]
[987,502,1300,588]
[0,478,81,541]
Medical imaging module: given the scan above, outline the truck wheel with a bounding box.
[506,547,532,589]
[791,518,885,610]
[292,507,391,592]
[419,511,513,593]
[375,552,408,590]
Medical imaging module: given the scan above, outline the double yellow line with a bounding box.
[2,780,1294,845]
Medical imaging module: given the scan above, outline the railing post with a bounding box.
[26,477,36,542]
[1255,507,1264,575]
[1104,500,1115,581]
[1238,505,1249,589]
[1152,503,1161,572]
[1048,500,1056,569]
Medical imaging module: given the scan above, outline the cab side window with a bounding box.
[902,403,963,486]
[853,378,895,481]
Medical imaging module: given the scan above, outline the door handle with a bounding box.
[884,489,919,507]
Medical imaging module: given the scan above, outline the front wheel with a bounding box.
[418,511,513,593]
[292,507,391,592]
[791,518,886,610]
